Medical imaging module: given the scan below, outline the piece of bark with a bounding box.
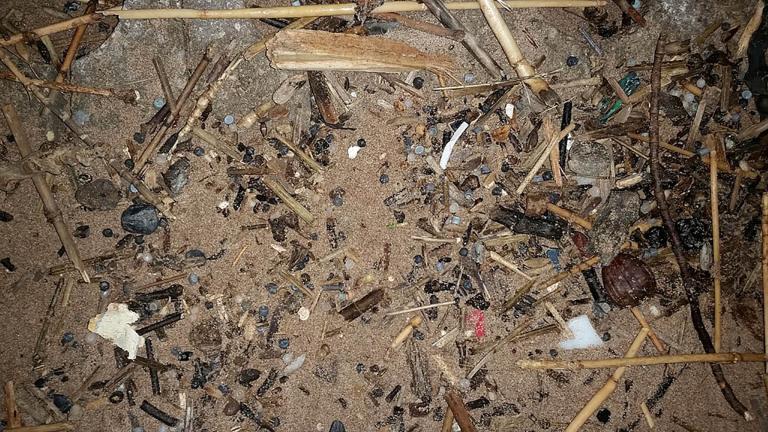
[406,339,432,402]
[444,391,477,432]
[266,29,456,75]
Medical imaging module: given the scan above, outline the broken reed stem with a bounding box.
[710,145,722,353]
[5,424,75,432]
[0,72,136,101]
[685,101,706,150]
[261,177,314,224]
[488,250,533,280]
[152,56,176,112]
[630,306,666,354]
[107,160,175,219]
[444,390,477,432]
[477,0,558,104]
[4,381,22,428]
[56,0,97,82]
[564,328,649,432]
[135,49,211,172]
[191,127,240,160]
[2,104,89,283]
[517,123,575,194]
[0,14,101,48]
[736,0,764,58]
[533,256,601,305]
[649,34,750,420]
[0,49,90,144]
[102,1,608,21]
[519,352,768,370]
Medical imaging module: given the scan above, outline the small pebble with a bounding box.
[741,89,753,100]
[188,273,199,285]
[413,145,425,155]
[298,306,310,321]
[379,174,389,184]
[451,216,461,225]
[566,55,579,67]
[459,247,468,257]
[412,76,424,90]
[356,138,366,148]
[193,147,205,157]
[463,72,476,83]
[414,255,424,265]
[99,281,110,292]
[61,332,75,345]
[153,97,165,109]
[72,110,89,126]
[684,92,696,103]
[259,305,269,318]
[696,78,706,88]
[223,114,235,125]
[102,228,114,237]
[278,338,290,349]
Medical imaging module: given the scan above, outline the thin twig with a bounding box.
[519,352,768,370]
[649,33,750,420]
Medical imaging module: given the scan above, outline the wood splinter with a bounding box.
[444,390,478,432]
[1,104,89,283]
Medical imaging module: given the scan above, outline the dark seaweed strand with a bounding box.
[649,33,750,420]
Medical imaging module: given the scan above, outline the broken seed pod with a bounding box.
[600,253,657,308]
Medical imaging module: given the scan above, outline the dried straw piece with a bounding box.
[736,0,764,58]
[518,352,768,370]
[564,328,648,431]
[266,29,456,75]
[708,141,722,352]
[4,381,22,427]
[0,72,137,101]
[1,104,89,283]
[261,177,314,224]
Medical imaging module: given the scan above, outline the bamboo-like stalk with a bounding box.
[630,306,666,354]
[4,381,22,428]
[564,328,649,432]
[685,101,706,149]
[518,352,768,370]
[6,424,75,432]
[1,104,90,283]
[385,301,456,316]
[533,256,601,304]
[0,49,90,145]
[736,0,764,58]
[152,56,176,112]
[0,14,101,47]
[262,177,314,224]
[0,72,136,101]
[476,0,559,104]
[710,144,722,352]
[56,0,97,83]
[375,12,465,40]
[102,1,608,20]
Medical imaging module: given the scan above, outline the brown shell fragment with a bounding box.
[601,253,657,307]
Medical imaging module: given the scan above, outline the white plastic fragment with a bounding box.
[283,353,306,375]
[559,315,603,350]
[298,306,310,321]
[504,103,515,119]
[87,303,144,359]
[347,145,362,159]
[439,121,469,170]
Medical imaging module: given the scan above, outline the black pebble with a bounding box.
[0,210,13,222]
[102,228,114,237]
[73,225,90,239]
[413,77,424,90]
[329,420,346,432]
[596,408,611,423]
[1,257,15,272]
[121,203,160,235]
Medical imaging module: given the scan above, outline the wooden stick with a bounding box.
[737,117,768,141]
[630,306,666,354]
[640,402,655,429]
[421,0,503,78]
[261,177,314,224]
[728,171,743,212]
[2,104,89,282]
[444,390,477,432]
[4,381,22,428]
[441,406,454,432]
[551,76,603,89]
[606,76,630,104]
[488,250,533,280]
[152,56,176,112]
[6,424,75,432]
[709,144,722,353]
[270,135,323,173]
[564,328,648,431]
[685,100,706,150]
[762,193,768,375]
[477,0,559,104]
[0,49,90,144]
[103,1,609,21]
[544,301,572,338]
[516,123,575,194]
[106,160,175,219]
[135,49,211,172]
[0,14,101,47]
[736,0,764,58]
[375,12,465,40]
[0,72,136,101]
[56,0,97,83]
[611,0,646,26]
[546,203,592,229]
[518,352,768,370]
[191,127,240,161]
